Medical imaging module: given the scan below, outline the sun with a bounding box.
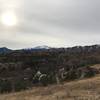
[1,12,17,26]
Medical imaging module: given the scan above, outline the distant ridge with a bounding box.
[21,45,51,52]
[34,45,51,49]
[0,47,12,54]
[0,44,100,54]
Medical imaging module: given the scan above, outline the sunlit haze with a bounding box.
[1,11,17,26]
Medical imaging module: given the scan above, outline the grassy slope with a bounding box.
[0,64,100,100]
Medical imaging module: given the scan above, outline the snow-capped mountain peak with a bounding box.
[34,45,50,49]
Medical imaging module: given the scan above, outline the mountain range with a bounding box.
[0,46,51,54]
[0,44,100,54]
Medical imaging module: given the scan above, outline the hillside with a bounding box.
[0,47,12,54]
[0,45,100,93]
[0,66,100,100]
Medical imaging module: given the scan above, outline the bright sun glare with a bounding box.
[1,12,17,26]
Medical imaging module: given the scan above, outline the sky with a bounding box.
[0,0,100,49]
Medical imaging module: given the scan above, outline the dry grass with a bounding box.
[0,65,100,100]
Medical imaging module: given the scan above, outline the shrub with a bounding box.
[0,79,12,93]
[39,75,48,86]
[14,80,27,92]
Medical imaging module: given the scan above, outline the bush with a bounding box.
[39,75,48,86]
[0,79,12,93]
[14,80,27,92]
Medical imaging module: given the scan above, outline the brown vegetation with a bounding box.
[0,45,100,92]
[0,67,100,100]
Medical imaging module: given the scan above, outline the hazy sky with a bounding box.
[0,0,100,49]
